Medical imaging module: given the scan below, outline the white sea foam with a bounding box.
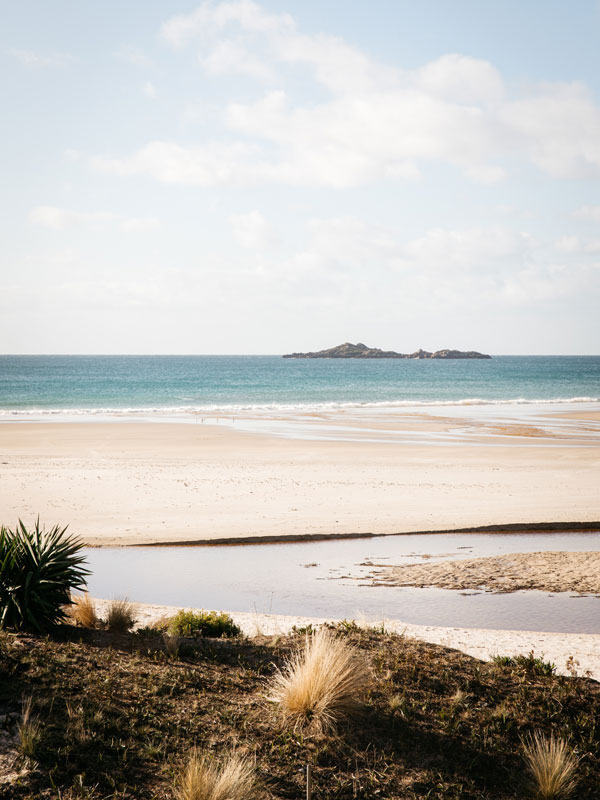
[0,396,598,418]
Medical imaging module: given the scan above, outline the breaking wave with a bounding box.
[0,396,598,418]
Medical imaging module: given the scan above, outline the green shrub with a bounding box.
[0,519,89,632]
[168,609,241,638]
[492,652,556,676]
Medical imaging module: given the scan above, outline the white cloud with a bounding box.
[161,0,294,48]
[403,227,527,270]
[115,45,154,68]
[29,206,159,232]
[88,3,600,188]
[201,39,274,81]
[230,210,276,248]
[267,218,596,311]
[7,48,73,67]
[91,141,260,185]
[574,205,600,222]
[555,235,581,253]
[464,164,507,184]
[500,82,600,178]
[415,53,505,106]
[143,81,157,98]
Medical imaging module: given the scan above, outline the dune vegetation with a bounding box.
[1,521,599,798]
[1,619,600,799]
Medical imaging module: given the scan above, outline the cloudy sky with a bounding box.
[2,0,600,354]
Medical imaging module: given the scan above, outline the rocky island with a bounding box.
[282,342,491,359]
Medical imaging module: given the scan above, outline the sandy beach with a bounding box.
[1,415,599,546]
[369,551,600,594]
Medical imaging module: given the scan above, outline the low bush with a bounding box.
[493,652,556,676]
[168,609,241,638]
[268,626,370,733]
[0,519,88,631]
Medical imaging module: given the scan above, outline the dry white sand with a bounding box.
[92,599,600,682]
[1,419,599,546]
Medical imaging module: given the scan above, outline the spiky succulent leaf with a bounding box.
[0,519,89,631]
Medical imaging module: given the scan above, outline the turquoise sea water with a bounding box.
[0,355,599,415]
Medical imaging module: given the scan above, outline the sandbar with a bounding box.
[368,551,600,594]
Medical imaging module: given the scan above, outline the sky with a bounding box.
[2,0,600,355]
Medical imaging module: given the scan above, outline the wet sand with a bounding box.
[370,551,600,594]
[1,417,599,546]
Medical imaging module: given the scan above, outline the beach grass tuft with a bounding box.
[70,592,98,629]
[175,750,256,800]
[18,696,42,760]
[106,596,136,633]
[523,732,578,799]
[163,630,181,657]
[268,626,370,733]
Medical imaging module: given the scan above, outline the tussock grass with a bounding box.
[175,750,256,800]
[269,626,370,733]
[18,696,42,759]
[70,593,98,628]
[105,596,136,633]
[163,630,181,657]
[523,732,578,799]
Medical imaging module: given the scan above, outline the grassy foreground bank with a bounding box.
[1,623,599,799]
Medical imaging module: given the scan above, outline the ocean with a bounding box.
[0,355,598,417]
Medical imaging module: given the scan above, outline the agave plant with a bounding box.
[0,519,89,631]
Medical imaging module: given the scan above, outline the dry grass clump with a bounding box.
[69,593,98,628]
[523,732,578,799]
[105,597,137,633]
[163,630,181,657]
[18,696,42,759]
[175,750,256,800]
[269,626,370,734]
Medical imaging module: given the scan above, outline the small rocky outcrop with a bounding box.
[282,342,491,359]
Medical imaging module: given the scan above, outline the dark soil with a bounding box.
[1,622,599,799]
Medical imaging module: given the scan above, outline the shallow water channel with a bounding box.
[84,532,600,634]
